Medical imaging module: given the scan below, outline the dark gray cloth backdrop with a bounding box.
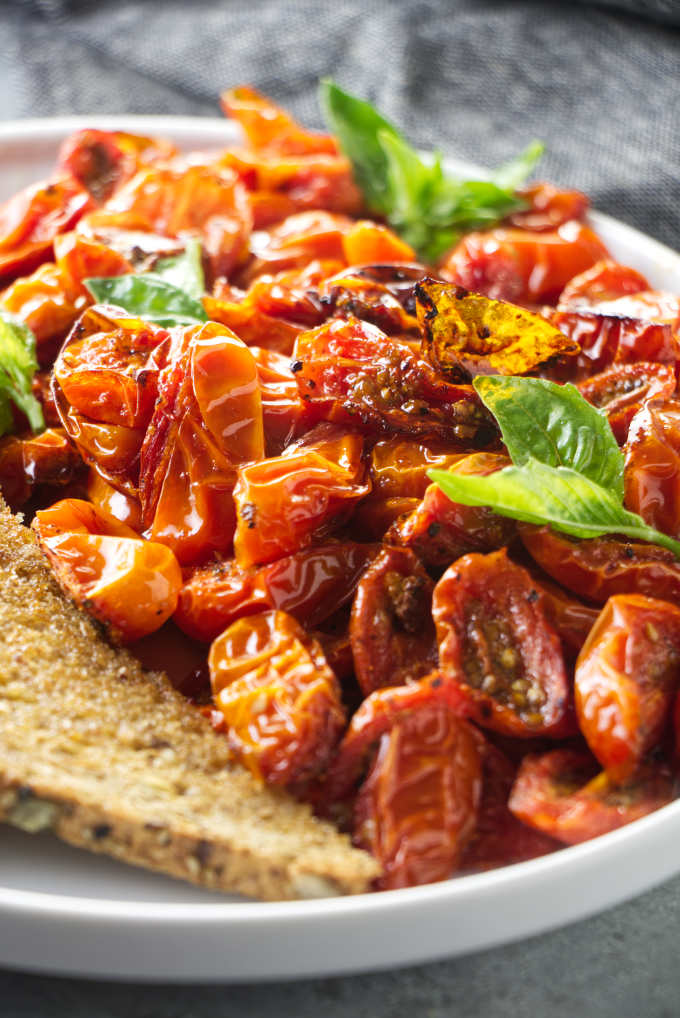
[2,2,680,1016]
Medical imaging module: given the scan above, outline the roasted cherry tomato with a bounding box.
[293,316,496,445]
[0,263,81,358]
[625,398,680,539]
[433,549,571,737]
[390,452,515,569]
[0,176,93,282]
[460,740,561,872]
[525,570,599,657]
[350,547,437,695]
[221,86,338,157]
[574,594,680,781]
[558,260,650,309]
[208,609,346,786]
[508,749,676,845]
[351,496,422,540]
[59,128,177,204]
[86,469,143,531]
[576,362,676,444]
[54,230,134,298]
[83,162,252,281]
[244,210,352,282]
[175,541,376,643]
[315,270,420,336]
[506,182,589,232]
[0,427,81,509]
[341,221,415,264]
[550,310,679,380]
[249,346,312,453]
[368,439,465,499]
[353,699,482,889]
[440,221,609,305]
[520,525,680,605]
[232,425,368,568]
[33,498,182,643]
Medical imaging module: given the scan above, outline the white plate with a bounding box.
[2,117,680,984]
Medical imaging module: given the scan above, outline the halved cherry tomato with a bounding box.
[86,469,143,532]
[315,270,421,336]
[351,496,422,540]
[525,571,599,657]
[33,498,181,643]
[0,177,93,282]
[342,221,415,265]
[0,428,80,509]
[232,425,368,567]
[353,699,482,889]
[208,609,346,786]
[576,362,676,443]
[350,547,437,695]
[59,128,177,204]
[293,316,495,445]
[0,263,81,357]
[558,260,650,309]
[575,594,680,781]
[506,182,589,232]
[390,452,515,569]
[625,398,680,539]
[519,524,680,605]
[175,541,376,643]
[433,549,571,737]
[221,86,338,157]
[508,749,676,845]
[551,310,679,380]
[460,741,561,872]
[244,210,352,282]
[369,439,466,499]
[440,221,609,305]
[249,346,311,452]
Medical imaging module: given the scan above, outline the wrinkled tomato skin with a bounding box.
[58,128,177,204]
[519,524,680,606]
[460,741,561,872]
[368,439,466,500]
[350,547,437,696]
[293,316,495,446]
[576,362,676,444]
[232,426,369,568]
[174,542,377,643]
[440,221,609,305]
[244,210,352,282]
[314,271,420,337]
[624,398,680,540]
[353,702,482,889]
[550,309,679,380]
[0,263,81,359]
[0,428,81,509]
[33,498,182,643]
[390,453,515,569]
[574,594,680,782]
[86,470,143,532]
[0,176,94,282]
[322,675,468,809]
[506,182,589,233]
[558,260,650,309]
[508,749,676,845]
[249,346,312,453]
[433,549,571,738]
[351,496,422,541]
[221,86,339,157]
[208,609,346,787]
[526,571,599,657]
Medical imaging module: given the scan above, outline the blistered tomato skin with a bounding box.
[576,362,676,444]
[558,260,650,309]
[353,701,482,890]
[350,547,437,696]
[0,428,80,509]
[508,749,676,845]
[519,524,680,606]
[175,542,377,643]
[232,426,369,568]
[624,398,680,540]
[506,182,589,233]
[208,609,346,787]
[574,594,680,782]
[433,549,571,738]
[32,498,182,643]
[440,221,609,305]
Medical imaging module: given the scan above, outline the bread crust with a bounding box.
[0,503,379,899]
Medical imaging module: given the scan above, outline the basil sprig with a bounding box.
[0,311,44,437]
[320,79,543,263]
[429,375,680,558]
[85,240,207,327]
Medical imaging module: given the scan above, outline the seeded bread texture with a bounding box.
[0,503,379,899]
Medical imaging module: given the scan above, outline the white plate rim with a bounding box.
[2,115,680,981]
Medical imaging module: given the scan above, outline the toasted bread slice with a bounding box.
[0,503,379,899]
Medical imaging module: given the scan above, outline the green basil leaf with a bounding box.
[0,311,44,436]
[319,79,399,215]
[428,459,680,558]
[491,140,545,191]
[474,375,624,499]
[152,238,205,300]
[85,273,208,328]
